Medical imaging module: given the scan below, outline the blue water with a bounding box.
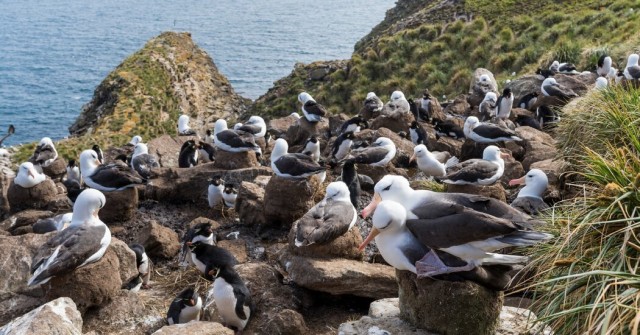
[0,0,394,146]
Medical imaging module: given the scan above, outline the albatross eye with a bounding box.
[382,184,391,191]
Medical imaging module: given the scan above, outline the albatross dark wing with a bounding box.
[90,163,144,189]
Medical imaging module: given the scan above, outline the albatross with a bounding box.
[463,116,521,143]
[359,175,552,278]
[298,92,327,123]
[28,189,110,286]
[509,168,550,215]
[347,137,396,167]
[439,145,508,185]
[293,181,357,247]
[80,149,145,192]
[270,138,325,179]
[213,119,262,155]
[15,162,46,188]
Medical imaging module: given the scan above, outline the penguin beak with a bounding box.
[409,153,416,164]
[358,227,380,251]
[361,193,381,219]
[189,299,195,306]
[509,176,526,186]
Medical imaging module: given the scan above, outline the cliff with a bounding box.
[69,32,248,139]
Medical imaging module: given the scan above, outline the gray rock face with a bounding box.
[264,176,320,228]
[396,270,503,335]
[213,150,260,170]
[468,68,499,107]
[101,187,138,224]
[83,290,164,335]
[7,178,68,213]
[135,220,180,259]
[280,252,397,299]
[152,321,234,335]
[0,297,83,335]
[288,224,364,261]
[0,209,54,235]
[236,181,267,226]
[514,126,557,170]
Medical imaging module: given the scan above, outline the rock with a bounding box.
[142,164,271,204]
[496,306,553,335]
[188,216,222,230]
[152,321,234,335]
[281,252,397,299]
[263,309,309,335]
[47,243,123,312]
[370,112,413,134]
[0,172,12,218]
[0,209,53,234]
[432,136,464,158]
[264,175,320,228]
[136,220,180,259]
[0,233,54,324]
[101,187,138,224]
[286,117,330,147]
[110,237,140,285]
[69,32,247,139]
[397,270,502,335]
[504,140,525,161]
[7,178,68,213]
[0,297,82,335]
[147,135,195,168]
[445,183,507,202]
[468,68,498,107]
[217,239,248,263]
[269,115,300,138]
[500,155,525,186]
[83,290,164,335]
[288,224,363,260]
[459,140,491,161]
[328,113,351,136]
[515,126,557,170]
[41,157,67,180]
[443,94,471,116]
[338,297,433,335]
[236,181,267,226]
[213,150,260,170]
[340,298,550,335]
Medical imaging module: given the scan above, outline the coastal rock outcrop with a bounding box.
[69,32,248,139]
[0,297,83,335]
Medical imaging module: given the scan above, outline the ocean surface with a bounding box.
[0,0,395,146]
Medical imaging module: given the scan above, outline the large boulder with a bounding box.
[514,126,557,170]
[285,117,330,147]
[235,181,267,226]
[280,253,397,299]
[0,297,82,335]
[0,233,54,325]
[0,171,12,218]
[110,237,140,284]
[338,298,432,335]
[46,241,129,312]
[213,150,260,170]
[7,178,68,213]
[152,321,233,335]
[264,176,320,228]
[0,209,53,235]
[269,114,300,138]
[101,187,138,224]
[370,112,413,134]
[397,270,503,335]
[135,220,180,259]
[146,135,195,168]
[443,94,471,116]
[83,290,164,335]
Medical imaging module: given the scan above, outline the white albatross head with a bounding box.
[509,168,549,199]
[463,116,481,137]
[626,53,639,67]
[390,91,406,101]
[324,181,351,203]
[270,138,289,162]
[133,143,149,157]
[129,135,143,146]
[70,188,107,226]
[482,145,509,162]
[79,149,101,177]
[214,119,228,135]
[366,92,377,99]
[361,175,413,218]
[298,92,314,104]
[359,200,407,250]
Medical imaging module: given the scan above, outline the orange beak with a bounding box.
[358,227,380,251]
[95,158,101,165]
[93,209,100,218]
[500,152,510,159]
[361,193,381,219]
[28,169,35,179]
[409,153,416,164]
[509,175,526,187]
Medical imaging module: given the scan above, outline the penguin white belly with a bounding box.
[213,278,249,330]
[191,253,207,273]
[179,297,202,323]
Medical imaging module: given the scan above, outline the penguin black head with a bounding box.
[423,89,431,99]
[617,68,625,77]
[187,240,205,251]
[502,88,512,97]
[410,121,419,129]
[209,175,224,186]
[192,223,213,237]
[129,243,146,266]
[206,129,212,136]
[68,159,76,168]
[307,136,318,144]
[397,131,408,139]
[223,183,237,195]
[176,287,198,306]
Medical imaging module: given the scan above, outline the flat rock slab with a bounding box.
[281,252,397,299]
[152,321,233,335]
[0,297,83,335]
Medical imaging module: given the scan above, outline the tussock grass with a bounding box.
[522,85,640,334]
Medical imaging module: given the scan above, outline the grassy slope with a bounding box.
[523,85,640,335]
[252,0,640,118]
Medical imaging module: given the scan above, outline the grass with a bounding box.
[252,0,640,118]
[520,85,640,334]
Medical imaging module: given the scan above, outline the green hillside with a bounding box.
[251,0,640,117]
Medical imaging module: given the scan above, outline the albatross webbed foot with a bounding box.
[415,249,475,278]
